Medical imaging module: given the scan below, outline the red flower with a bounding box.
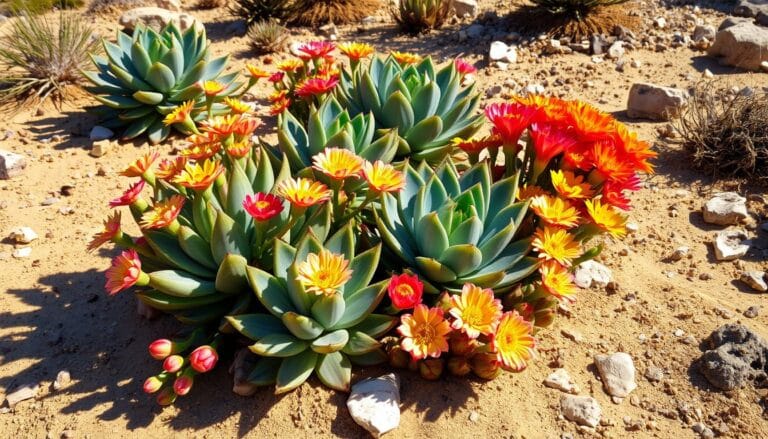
[173,374,193,396]
[484,102,539,147]
[295,77,339,98]
[455,58,477,76]
[243,193,284,221]
[296,41,335,60]
[188,345,218,373]
[109,180,145,207]
[388,273,423,310]
[601,175,642,211]
[143,376,163,394]
[163,355,184,373]
[148,339,173,360]
[268,71,285,83]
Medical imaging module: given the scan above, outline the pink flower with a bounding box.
[173,374,194,396]
[296,41,336,60]
[104,249,145,295]
[109,180,145,207]
[163,355,185,373]
[188,345,218,373]
[243,193,284,221]
[148,339,173,360]
[455,58,477,76]
[143,376,163,394]
[295,77,339,98]
[387,273,423,310]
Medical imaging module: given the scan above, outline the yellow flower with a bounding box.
[448,283,503,339]
[277,59,304,73]
[224,97,253,114]
[155,157,187,181]
[277,177,332,208]
[361,161,405,193]
[181,133,221,160]
[585,199,627,238]
[515,185,548,201]
[530,195,580,228]
[312,147,363,180]
[245,63,270,79]
[491,311,535,371]
[296,249,353,296]
[199,80,226,97]
[550,170,594,199]
[172,159,224,191]
[140,195,185,230]
[539,260,577,302]
[398,304,452,360]
[338,42,375,60]
[163,100,195,126]
[391,51,421,65]
[532,226,581,266]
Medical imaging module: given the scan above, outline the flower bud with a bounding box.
[163,355,185,373]
[513,303,535,322]
[148,339,173,360]
[449,332,477,357]
[533,307,556,329]
[407,358,419,372]
[156,387,177,406]
[447,356,472,376]
[388,345,410,369]
[434,292,452,312]
[173,374,194,396]
[143,376,163,394]
[470,353,501,380]
[189,345,218,373]
[419,358,444,380]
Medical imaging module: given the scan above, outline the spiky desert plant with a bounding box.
[247,19,289,53]
[290,0,381,26]
[87,0,153,14]
[531,0,629,20]
[0,10,98,107]
[9,0,83,13]
[229,0,293,28]
[392,0,451,34]
[227,223,395,394]
[83,22,240,143]
[195,0,227,9]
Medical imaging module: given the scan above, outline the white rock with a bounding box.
[666,246,689,261]
[544,369,579,394]
[574,260,612,288]
[89,126,114,141]
[53,370,71,391]
[626,83,688,121]
[703,192,748,225]
[489,41,509,61]
[740,271,768,292]
[9,226,38,244]
[708,21,768,72]
[594,352,637,398]
[347,374,400,438]
[560,395,601,427]
[4,383,38,407]
[714,229,750,261]
[90,140,112,158]
[119,7,201,33]
[452,0,477,17]
[156,0,181,11]
[12,247,32,258]
[0,149,27,179]
[654,17,667,28]
[607,41,625,59]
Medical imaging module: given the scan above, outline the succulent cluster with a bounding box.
[93,42,653,406]
[392,0,452,34]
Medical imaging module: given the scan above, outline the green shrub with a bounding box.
[0,10,98,107]
[10,0,84,13]
[392,0,451,34]
[229,0,293,28]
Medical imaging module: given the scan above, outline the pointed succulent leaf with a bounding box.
[315,352,351,392]
[215,254,250,295]
[415,213,449,259]
[381,91,415,135]
[246,265,296,317]
[177,225,217,269]
[226,313,288,340]
[282,312,325,340]
[137,289,226,311]
[341,331,381,356]
[147,270,217,298]
[324,223,355,261]
[331,280,388,329]
[311,292,346,329]
[143,230,215,277]
[415,257,458,283]
[348,349,388,366]
[275,350,317,394]
[439,244,484,277]
[250,333,309,357]
[247,357,281,386]
[349,314,397,339]
[344,245,381,298]
[211,209,251,263]
[310,329,349,354]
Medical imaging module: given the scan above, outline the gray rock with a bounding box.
[744,305,761,318]
[452,0,477,17]
[90,140,112,158]
[89,126,114,141]
[53,370,71,391]
[560,395,601,428]
[4,384,39,407]
[574,260,612,289]
[156,0,181,11]
[627,83,688,121]
[119,7,201,33]
[544,368,579,394]
[698,323,768,390]
[708,21,768,72]
[594,352,637,398]
[714,229,750,261]
[607,41,625,59]
[733,0,768,17]
[0,149,27,179]
[758,11,768,26]
[703,192,748,225]
[12,247,32,258]
[347,374,400,438]
[644,366,664,382]
[9,226,38,244]
[465,24,485,39]
[718,16,753,31]
[693,25,716,42]
[740,271,768,292]
[692,422,715,439]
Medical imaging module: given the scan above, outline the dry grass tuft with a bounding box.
[247,18,288,53]
[195,0,228,9]
[87,0,154,14]
[290,0,380,26]
[507,2,640,40]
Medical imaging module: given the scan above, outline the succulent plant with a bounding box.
[228,0,293,28]
[246,19,289,53]
[274,96,400,172]
[335,55,484,164]
[392,0,452,34]
[83,22,239,143]
[375,160,540,294]
[227,223,395,393]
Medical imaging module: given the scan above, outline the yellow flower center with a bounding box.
[395,284,414,297]
[414,325,436,345]
[255,200,271,209]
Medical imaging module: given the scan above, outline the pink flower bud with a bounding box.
[162,355,184,373]
[148,339,173,360]
[156,387,177,406]
[143,376,163,394]
[173,375,194,396]
[188,345,218,373]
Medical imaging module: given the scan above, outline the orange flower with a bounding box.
[199,80,226,97]
[88,211,122,251]
[584,199,627,238]
[491,311,535,371]
[529,123,576,170]
[162,100,195,126]
[181,133,222,160]
[391,51,421,65]
[361,161,405,193]
[338,42,374,60]
[155,157,187,181]
[613,122,656,174]
[530,195,580,228]
[232,116,260,137]
[268,90,288,103]
[109,180,146,207]
[226,140,251,158]
[200,114,241,137]
[172,159,224,191]
[532,226,581,266]
[312,147,364,180]
[550,170,594,200]
[296,249,352,296]
[451,135,503,154]
[295,77,338,98]
[121,151,160,177]
[245,63,270,79]
[276,59,304,73]
[565,100,616,142]
[590,141,636,183]
[515,185,548,201]
[140,195,185,230]
[277,177,331,208]
[224,97,253,114]
[515,94,569,124]
[104,249,148,295]
[448,283,503,339]
[539,260,577,302]
[270,97,291,115]
[398,304,452,360]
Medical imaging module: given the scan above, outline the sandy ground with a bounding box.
[1,1,768,438]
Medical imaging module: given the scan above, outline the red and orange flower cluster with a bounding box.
[388,274,536,380]
[143,335,220,405]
